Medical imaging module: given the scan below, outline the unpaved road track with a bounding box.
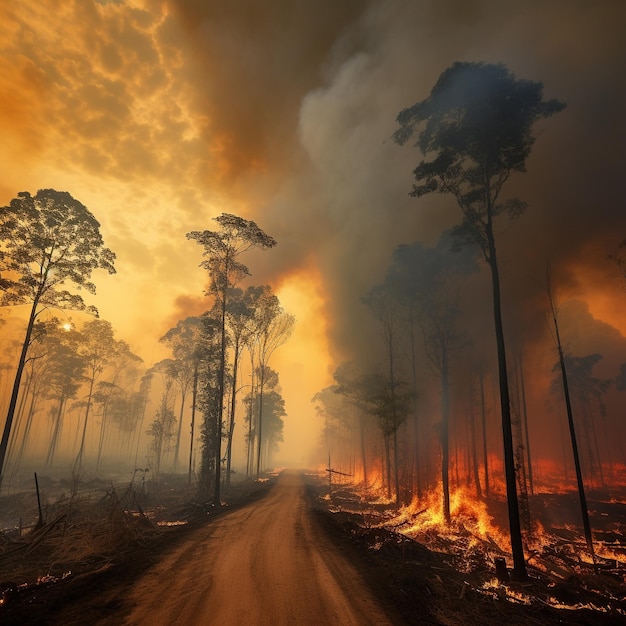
[120,470,392,625]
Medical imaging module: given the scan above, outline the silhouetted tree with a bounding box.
[333,361,375,486]
[160,316,204,480]
[224,288,256,485]
[385,232,476,518]
[393,62,565,579]
[188,214,276,504]
[250,291,294,477]
[546,271,597,567]
[0,190,115,487]
[362,284,406,504]
[43,326,86,467]
[73,319,118,472]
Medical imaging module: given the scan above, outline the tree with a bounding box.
[93,340,142,470]
[160,317,204,478]
[249,289,294,478]
[393,62,564,579]
[195,312,222,494]
[333,361,375,486]
[42,325,86,467]
[0,189,115,488]
[244,368,286,471]
[545,272,597,567]
[385,232,477,517]
[362,284,406,504]
[188,214,276,503]
[224,288,256,485]
[147,375,176,478]
[358,369,413,500]
[73,319,118,472]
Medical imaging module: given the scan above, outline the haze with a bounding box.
[1,0,625,478]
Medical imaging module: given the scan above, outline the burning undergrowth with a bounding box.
[309,471,626,625]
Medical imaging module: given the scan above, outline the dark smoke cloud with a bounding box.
[167,0,626,458]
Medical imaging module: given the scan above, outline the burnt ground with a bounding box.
[0,470,625,625]
[307,477,626,626]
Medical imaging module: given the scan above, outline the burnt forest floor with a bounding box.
[0,469,625,625]
[306,474,626,625]
[0,471,278,625]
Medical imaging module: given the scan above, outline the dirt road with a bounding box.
[120,471,392,625]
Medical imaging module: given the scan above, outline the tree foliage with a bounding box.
[0,189,116,487]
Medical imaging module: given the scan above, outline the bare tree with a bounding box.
[545,268,597,568]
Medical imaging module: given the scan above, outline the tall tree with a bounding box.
[224,288,256,485]
[94,340,142,470]
[393,62,564,579]
[187,214,276,503]
[333,361,375,487]
[546,273,597,567]
[160,317,204,475]
[196,312,222,494]
[0,189,115,488]
[73,319,118,472]
[43,325,86,467]
[362,284,405,504]
[250,289,294,478]
[385,233,476,517]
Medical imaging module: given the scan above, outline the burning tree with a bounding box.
[393,61,565,579]
[0,189,116,489]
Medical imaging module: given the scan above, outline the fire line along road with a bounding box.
[119,470,391,625]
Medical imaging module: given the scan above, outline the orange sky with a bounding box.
[1,1,626,467]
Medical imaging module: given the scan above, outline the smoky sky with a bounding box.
[2,1,626,461]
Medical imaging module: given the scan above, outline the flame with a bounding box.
[392,485,511,553]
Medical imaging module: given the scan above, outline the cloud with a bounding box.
[2,0,626,459]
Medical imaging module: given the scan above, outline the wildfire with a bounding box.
[389,486,511,554]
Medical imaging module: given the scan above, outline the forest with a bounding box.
[0,197,294,508]
[1,1,626,622]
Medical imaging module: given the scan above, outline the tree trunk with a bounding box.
[226,340,240,487]
[256,368,265,479]
[174,392,186,471]
[518,353,534,496]
[441,348,451,525]
[409,313,421,498]
[359,412,368,486]
[46,396,66,467]
[74,378,95,473]
[470,384,482,498]
[384,435,391,499]
[14,385,39,473]
[554,325,596,566]
[189,364,198,485]
[215,292,227,504]
[486,219,527,580]
[0,296,40,489]
[479,370,490,498]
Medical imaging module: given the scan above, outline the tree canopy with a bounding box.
[393,61,565,259]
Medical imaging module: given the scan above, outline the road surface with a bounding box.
[121,471,393,625]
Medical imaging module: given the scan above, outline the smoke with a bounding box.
[155,1,626,460]
[2,0,626,466]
